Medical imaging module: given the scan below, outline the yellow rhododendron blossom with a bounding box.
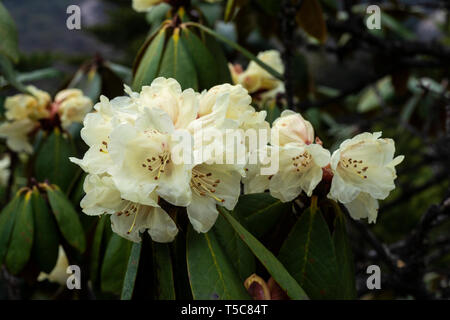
[55,89,93,129]
[271,110,314,146]
[229,50,285,101]
[328,132,404,223]
[0,118,35,154]
[4,86,50,121]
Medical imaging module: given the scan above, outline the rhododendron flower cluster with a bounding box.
[72,77,403,244]
[244,112,404,223]
[0,86,93,153]
[71,77,268,242]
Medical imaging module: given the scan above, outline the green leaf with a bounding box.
[0,54,29,93]
[203,34,232,84]
[152,242,176,300]
[146,3,170,28]
[90,215,108,285]
[182,29,219,90]
[296,0,328,43]
[68,66,102,102]
[132,28,167,90]
[357,77,394,113]
[224,0,249,21]
[0,2,19,63]
[213,214,255,282]
[278,201,339,299]
[104,62,132,86]
[32,189,59,273]
[47,186,86,253]
[158,29,198,91]
[381,13,415,40]
[332,208,357,299]
[0,68,61,90]
[34,129,78,192]
[121,242,142,300]
[187,22,283,81]
[264,101,281,125]
[234,193,289,238]
[219,208,309,300]
[6,191,34,275]
[186,225,250,300]
[0,194,21,265]
[101,234,132,295]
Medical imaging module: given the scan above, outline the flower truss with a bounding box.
[0,86,93,153]
[244,110,404,223]
[70,77,268,242]
[71,77,404,244]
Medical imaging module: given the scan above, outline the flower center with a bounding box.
[141,151,171,180]
[291,151,312,172]
[116,201,141,234]
[190,168,224,203]
[340,157,368,179]
[99,140,108,153]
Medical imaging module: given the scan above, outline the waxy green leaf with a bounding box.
[0,194,21,265]
[47,186,86,253]
[153,242,176,300]
[278,201,339,299]
[6,192,34,275]
[187,225,250,300]
[32,189,59,273]
[121,242,142,300]
[220,208,309,300]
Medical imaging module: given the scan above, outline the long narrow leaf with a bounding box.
[219,208,309,300]
[121,242,142,300]
[186,22,284,81]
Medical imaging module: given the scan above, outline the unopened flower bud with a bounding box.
[271,110,314,146]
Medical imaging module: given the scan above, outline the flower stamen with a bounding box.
[191,168,225,203]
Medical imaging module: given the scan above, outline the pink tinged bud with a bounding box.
[272,111,314,146]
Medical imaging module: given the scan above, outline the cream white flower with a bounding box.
[328,132,404,223]
[271,110,314,146]
[132,0,163,12]
[37,246,69,285]
[55,89,93,129]
[187,163,242,232]
[185,97,245,233]
[137,77,199,130]
[69,93,141,175]
[4,86,50,121]
[343,192,379,223]
[230,50,284,94]
[107,107,192,207]
[0,119,35,153]
[0,155,10,187]
[244,109,329,201]
[197,83,270,155]
[244,143,330,202]
[81,174,178,243]
[72,77,269,240]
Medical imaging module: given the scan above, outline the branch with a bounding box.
[280,0,301,110]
